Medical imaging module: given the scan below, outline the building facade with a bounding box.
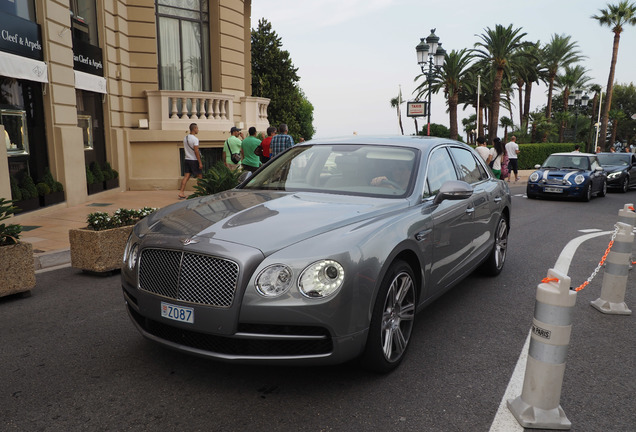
[0,0,268,211]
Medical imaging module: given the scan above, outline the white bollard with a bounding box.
[508,269,575,430]
[591,222,633,315]
[616,204,636,269]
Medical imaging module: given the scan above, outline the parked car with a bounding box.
[596,152,636,193]
[121,136,512,372]
[526,152,607,201]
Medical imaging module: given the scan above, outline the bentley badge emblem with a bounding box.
[181,237,199,246]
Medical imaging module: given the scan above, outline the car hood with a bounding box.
[534,168,587,181]
[601,164,626,172]
[142,190,406,255]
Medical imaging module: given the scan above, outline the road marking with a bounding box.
[489,229,613,431]
[579,228,602,233]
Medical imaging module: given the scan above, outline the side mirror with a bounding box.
[433,180,473,205]
[237,171,253,184]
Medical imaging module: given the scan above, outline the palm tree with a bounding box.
[542,34,583,120]
[473,24,531,143]
[587,83,603,148]
[390,91,404,135]
[592,1,636,149]
[462,114,477,143]
[499,116,514,142]
[416,49,474,140]
[608,109,627,147]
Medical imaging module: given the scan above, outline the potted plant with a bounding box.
[103,161,119,190]
[38,167,65,207]
[12,173,40,213]
[0,198,36,298]
[69,207,156,274]
[86,164,103,195]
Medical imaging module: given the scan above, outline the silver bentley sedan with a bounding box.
[121,136,511,373]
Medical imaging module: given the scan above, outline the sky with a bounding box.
[251,0,636,139]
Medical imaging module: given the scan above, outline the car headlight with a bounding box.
[574,174,585,185]
[126,243,139,271]
[256,264,293,297]
[529,172,540,182]
[608,171,622,179]
[298,260,344,298]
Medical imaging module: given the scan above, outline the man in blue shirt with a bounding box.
[269,123,294,158]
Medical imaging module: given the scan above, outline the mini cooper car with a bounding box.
[121,136,511,372]
[596,152,636,193]
[526,152,607,201]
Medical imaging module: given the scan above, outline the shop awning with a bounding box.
[74,70,107,94]
[0,51,48,83]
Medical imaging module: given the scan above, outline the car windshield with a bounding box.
[597,153,630,166]
[542,155,590,170]
[241,144,418,198]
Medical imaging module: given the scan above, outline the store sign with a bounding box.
[407,101,428,117]
[0,12,43,61]
[73,39,104,76]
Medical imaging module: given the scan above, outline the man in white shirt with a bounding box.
[178,123,202,199]
[475,136,491,165]
[505,135,520,182]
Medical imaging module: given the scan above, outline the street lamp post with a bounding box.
[416,29,445,136]
[567,89,590,150]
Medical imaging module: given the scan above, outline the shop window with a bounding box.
[1,108,28,155]
[0,0,36,21]
[156,0,210,91]
[70,0,98,46]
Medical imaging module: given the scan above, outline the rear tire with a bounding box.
[598,180,607,197]
[480,216,509,276]
[622,177,629,193]
[361,260,416,373]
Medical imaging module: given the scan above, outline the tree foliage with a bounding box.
[251,18,315,140]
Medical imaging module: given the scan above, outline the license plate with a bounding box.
[544,187,563,193]
[161,302,194,324]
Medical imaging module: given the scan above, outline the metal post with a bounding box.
[427,58,432,136]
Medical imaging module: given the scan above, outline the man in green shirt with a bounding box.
[241,127,262,172]
[224,126,243,170]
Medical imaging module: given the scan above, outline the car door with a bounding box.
[422,146,477,296]
[589,156,605,192]
[447,146,498,259]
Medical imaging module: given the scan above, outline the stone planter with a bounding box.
[39,191,65,207]
[0,242,36,298]
[69,225,133,273]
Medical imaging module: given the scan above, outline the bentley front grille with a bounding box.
[138,248,239,308]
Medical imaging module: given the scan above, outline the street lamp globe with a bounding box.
[581,94,590,107]
[434,43,446,68]
[415,39,429,67]
[425,29,439,55]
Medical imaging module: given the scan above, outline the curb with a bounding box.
[34,249,71,271]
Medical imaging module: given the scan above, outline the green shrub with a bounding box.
[517,143,577,169]
[102,162,114,181]
[112,169,119,179]
[10,176,22,202]
[20,174,38,199]
[90,161,104,183]
[86,166,96,185]
[189,161,242,198]
[86,207,157,231]
[42,167,64,192]
[36,182,51,196]
[0,198,22,245]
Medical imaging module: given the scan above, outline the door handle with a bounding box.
[465,207,475,215]
[494,197,502,203]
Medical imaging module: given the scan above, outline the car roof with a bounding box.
[550,152,596,157]
[301,135,465,150]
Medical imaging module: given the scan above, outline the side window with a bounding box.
[425,148,458,197]
[448,147,485,184]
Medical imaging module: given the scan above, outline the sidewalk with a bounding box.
[10,189,183,271]
[10,171,532,272]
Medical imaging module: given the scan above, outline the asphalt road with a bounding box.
[1,183,634,432]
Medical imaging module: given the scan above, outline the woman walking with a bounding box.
[490,137,505,179]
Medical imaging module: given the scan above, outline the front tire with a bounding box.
[622,177,629,193]
[361,260,416,373]
[480,216,509,276]
[582,183,592,202]
[598,180,607,197]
